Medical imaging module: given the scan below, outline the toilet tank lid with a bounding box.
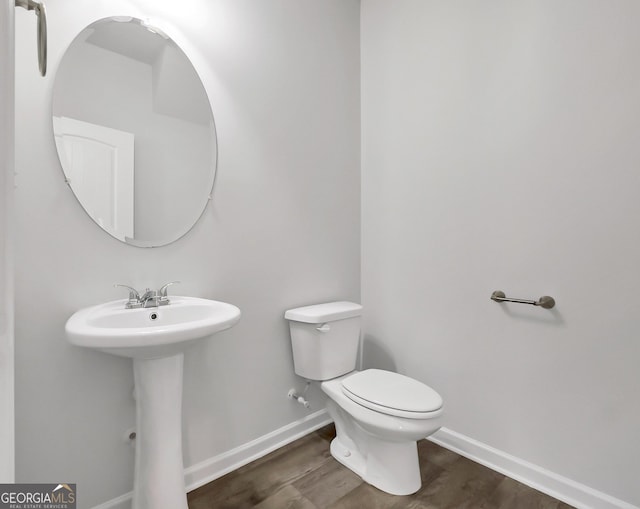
[284,301,362,323]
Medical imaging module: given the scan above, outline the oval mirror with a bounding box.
[52,17,217,247]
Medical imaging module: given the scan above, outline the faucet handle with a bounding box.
[159,281,180,298]
[114,284,141,307]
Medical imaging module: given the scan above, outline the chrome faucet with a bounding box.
[114,281,180,309]
[139,288,161,308]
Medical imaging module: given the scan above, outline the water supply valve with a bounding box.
[287,381,311,408]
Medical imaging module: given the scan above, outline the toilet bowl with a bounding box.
[285,302,444,496]
[322,369,443,495]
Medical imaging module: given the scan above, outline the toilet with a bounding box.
[285,301,443,496]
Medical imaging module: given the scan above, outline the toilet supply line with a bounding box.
[287,381,311,408]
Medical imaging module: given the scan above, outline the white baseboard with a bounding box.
[184,409,331,491]
[91,409,331,509]
[91,491,132,509]
[429,427,638,509]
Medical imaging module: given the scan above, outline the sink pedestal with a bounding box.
[133,353,188,509]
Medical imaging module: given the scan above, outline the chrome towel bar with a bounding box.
[491,290,555,309]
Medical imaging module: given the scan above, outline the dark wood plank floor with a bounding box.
[188,424,574,509]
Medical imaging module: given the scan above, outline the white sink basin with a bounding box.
[66,296,240,359]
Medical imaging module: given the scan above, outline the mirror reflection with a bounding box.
[52,17,217,247]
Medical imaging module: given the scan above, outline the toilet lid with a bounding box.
[341,369,443,419]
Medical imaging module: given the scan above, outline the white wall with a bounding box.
[15,0,360,506]
[0,0,15,484]
[361,0,640,506]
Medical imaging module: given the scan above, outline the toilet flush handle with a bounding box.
[316,323,331,332]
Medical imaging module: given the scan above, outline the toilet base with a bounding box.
[330,436,366,480]
[326,395,422,497]
[329,434,421,496]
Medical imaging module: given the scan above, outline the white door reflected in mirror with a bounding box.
[53,116,134,241]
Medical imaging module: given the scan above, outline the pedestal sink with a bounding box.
[66,296,241,509]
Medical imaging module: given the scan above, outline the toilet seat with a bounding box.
[341,369,443,419]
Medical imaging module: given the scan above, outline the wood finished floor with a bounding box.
[188,424,575,509]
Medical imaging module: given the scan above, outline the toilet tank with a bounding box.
[285,301,363,380]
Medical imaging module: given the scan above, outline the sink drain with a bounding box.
[149,312,159,321]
